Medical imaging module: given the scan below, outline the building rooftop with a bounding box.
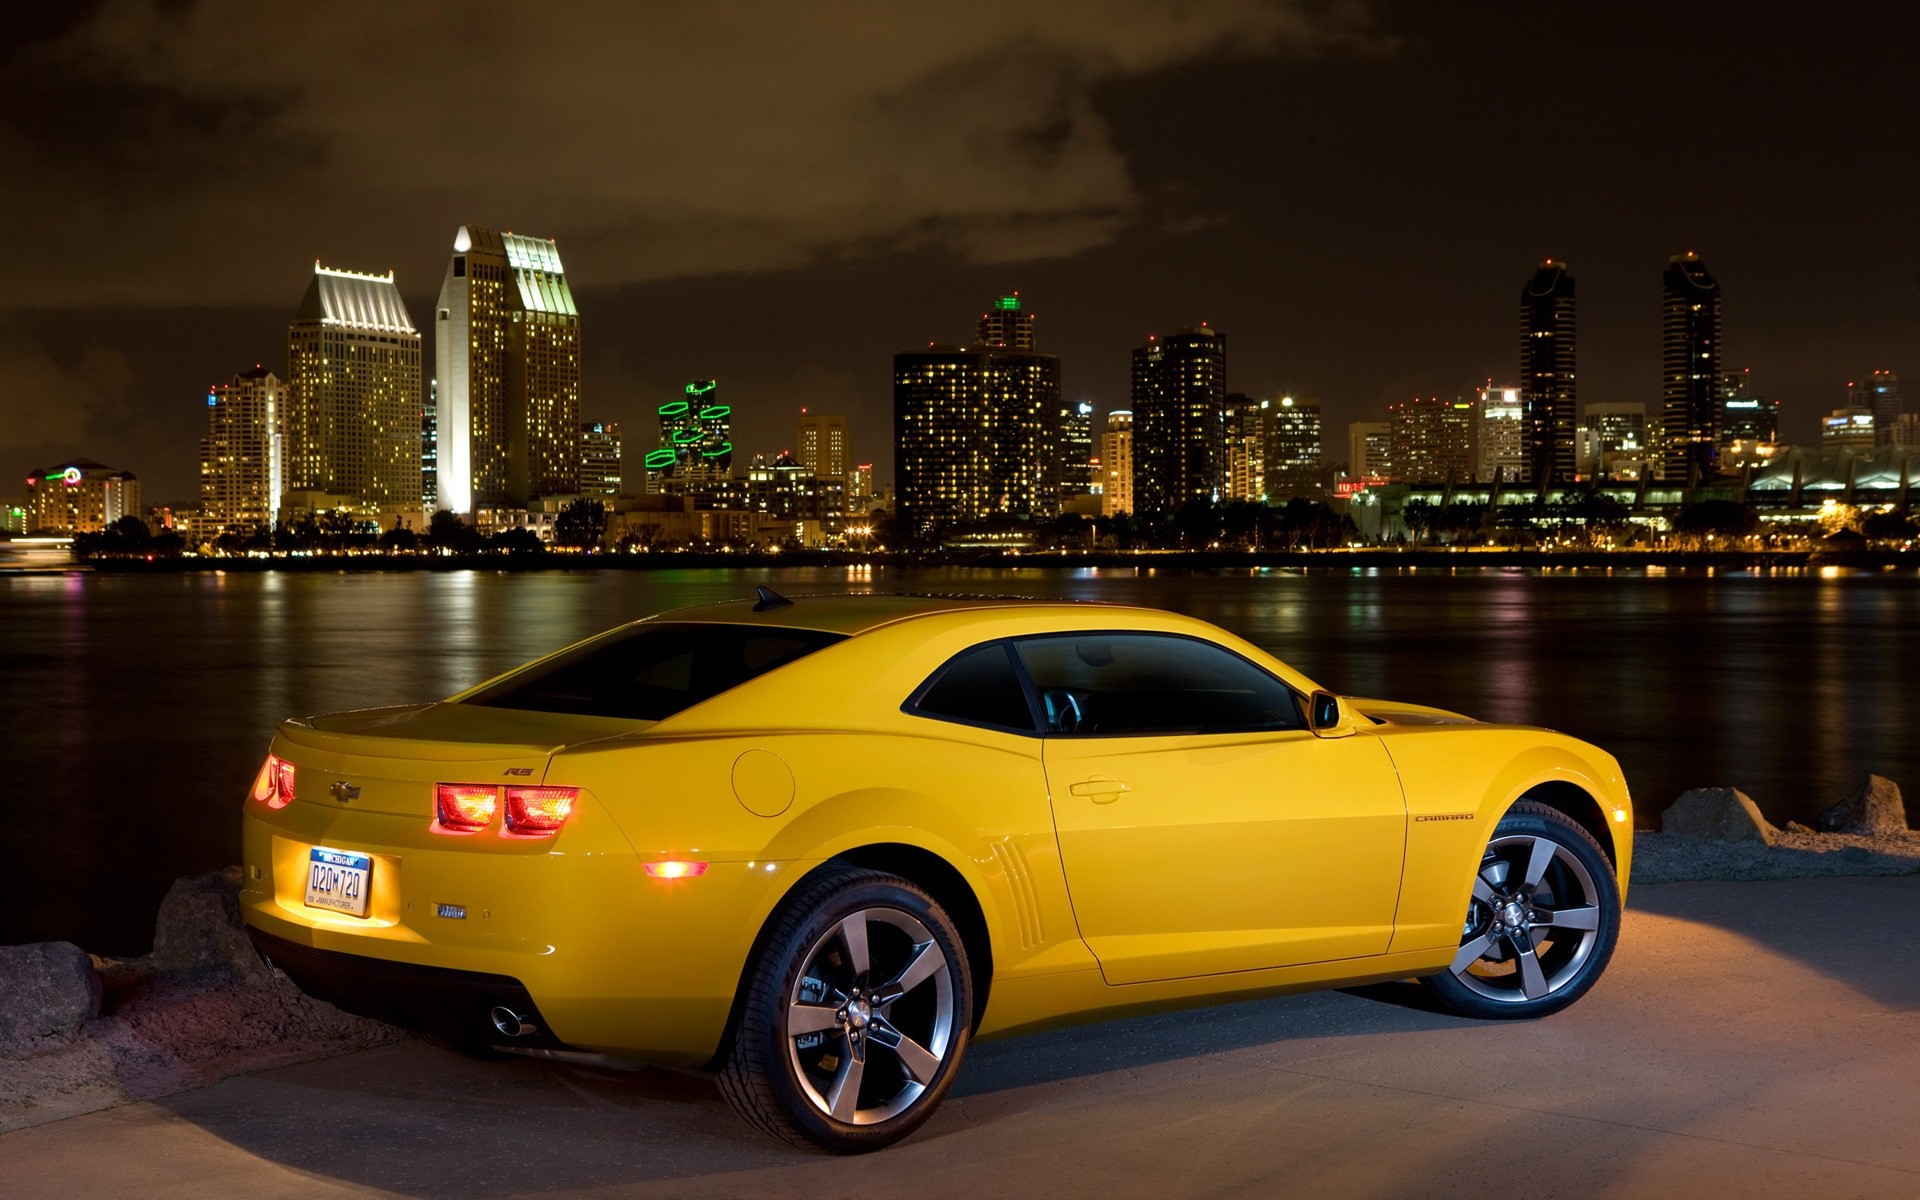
[294,264,417,334]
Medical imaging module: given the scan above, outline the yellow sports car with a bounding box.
[240,591,1631,1152]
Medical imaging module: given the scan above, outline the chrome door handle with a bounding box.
[1069,777,1132,803]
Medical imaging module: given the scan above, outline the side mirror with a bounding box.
[1307,690,1355,738]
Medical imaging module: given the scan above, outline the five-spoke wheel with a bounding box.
[720,868,971,1152]
[1422,800,1620,1019]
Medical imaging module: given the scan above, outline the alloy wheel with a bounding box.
[1449,832,1605,1004]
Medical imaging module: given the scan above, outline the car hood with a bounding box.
[1345,696,1478,725]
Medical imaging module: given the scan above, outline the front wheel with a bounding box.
[718,868,972,1152]
[1422,800,1621,1019]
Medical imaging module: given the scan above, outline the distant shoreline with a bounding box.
[54,547,1918,573]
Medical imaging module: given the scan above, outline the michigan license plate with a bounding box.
[305,847,372,918]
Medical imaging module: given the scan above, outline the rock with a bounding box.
[1785,821,1814,834]
[1661,787,1778,845]
[1841,846,1871,862]
[149,867,270,981]
[1818,775,1909,837]
[0,943,103,1056]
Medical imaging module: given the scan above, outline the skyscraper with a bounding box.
[1265,396,1324,501]
[579,421,622,498]
[1718,369,1778,445]
[1661,251,1723,482]
[1476,384,1526,483]
[422,377,438,510]
[1584,403,1650,479]
[647,382,732,494]
[1221,394,1267,502]
[286,263,422,516]
[1101,410,1134,517]
[434,226,581,512]
[1520,260,1577,484]
[796,409,851,483]
[1058,400,1096,502]
[1388,396,1474,482]
[1131,326,1226,519]
[1851,370,1902,446]
[976,294,1035,351]
[24,459,140,535]
[1347,421,1392,480]
[200,366,283,533]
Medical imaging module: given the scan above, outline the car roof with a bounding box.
[654,592,1107,637]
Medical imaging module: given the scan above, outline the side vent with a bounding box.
[990,838,1044,949]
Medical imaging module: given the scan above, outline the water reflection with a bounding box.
[2,566,1915,953]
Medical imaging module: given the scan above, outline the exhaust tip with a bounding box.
[489,1006,536,1039]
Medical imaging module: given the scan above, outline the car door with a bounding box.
[1017,632,1407,986]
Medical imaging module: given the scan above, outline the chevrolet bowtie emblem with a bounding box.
[329,781,362,803]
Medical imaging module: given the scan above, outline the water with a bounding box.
[5,565,1916,954]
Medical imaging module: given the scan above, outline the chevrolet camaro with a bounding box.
[240,591,1630,1151]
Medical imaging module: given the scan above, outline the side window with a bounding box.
[908,642,1037,733]
[1014,633,1304,737]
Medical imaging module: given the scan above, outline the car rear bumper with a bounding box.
[248,926,571,1050]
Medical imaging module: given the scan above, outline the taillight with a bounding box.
[436,784,498,831]
[252,754,294,809]
[505,786,577,834]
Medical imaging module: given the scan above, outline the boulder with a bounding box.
[1661,787,1778,845]
[0,942,103,1056]
[149,867,271,981]
[1818,775,1909,837]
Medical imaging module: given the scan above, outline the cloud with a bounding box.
[0,1,1381,308]
[0,322,136,455]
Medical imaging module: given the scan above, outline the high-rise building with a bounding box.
[200,366,283,533]
[1520,260,1577,484]
[1851,371,1902,446]
[285,263,423,516]
[1058,400,1096,502]
[580,421,622,498]
[1222,394,1267,502]
[1264,396,1323,501]
[976,294,1035,351]
[1822,407,1876,452]
[795,409,851,483]
[1583,402,1651,480]
[647,382,733,495]
[1347,421,1392,481]
[422,377,437,509]
[1476,384,1526,483]
[433,226,581,512]
[23,459,141,534]
[1661,251,1723,482]
[893,298,1062,539]
[1718,369,1778,445]
[1101,410,1134,517]
[1388,396,1474,482]
[1131,326,1226,519]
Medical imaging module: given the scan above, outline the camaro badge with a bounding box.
[329,781,362,803]
[1414,812,1476,823]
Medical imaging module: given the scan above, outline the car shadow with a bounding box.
[151,982,1463,1198]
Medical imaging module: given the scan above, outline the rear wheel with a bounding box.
[1422,801,1620,1019]
[718,868,972,1152]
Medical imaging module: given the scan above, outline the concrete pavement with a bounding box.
[3,875,1917,1199]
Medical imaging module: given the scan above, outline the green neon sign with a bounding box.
[672,430,701,444]
[644,449,677,469]
[658,401,689,416]
[995,296,1020,311]
[700,442,734,458]
[697,405,730,420]
[684,380,717,396]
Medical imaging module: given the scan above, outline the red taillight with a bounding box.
[505,786,577,833]
[436,784,498,831]
[252,754,294,809]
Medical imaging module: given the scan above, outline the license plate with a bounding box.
[305,847,372,918]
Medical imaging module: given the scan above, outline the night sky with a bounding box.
[4,1,1916,505]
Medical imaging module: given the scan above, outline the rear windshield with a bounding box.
[463,621,845,721]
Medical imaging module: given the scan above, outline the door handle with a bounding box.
[1069,777,1132,803]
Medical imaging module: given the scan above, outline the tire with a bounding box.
[718,867,973,1153]
[1421,800,1621,1020]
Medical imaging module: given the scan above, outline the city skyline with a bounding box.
[4,4,1918,505]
